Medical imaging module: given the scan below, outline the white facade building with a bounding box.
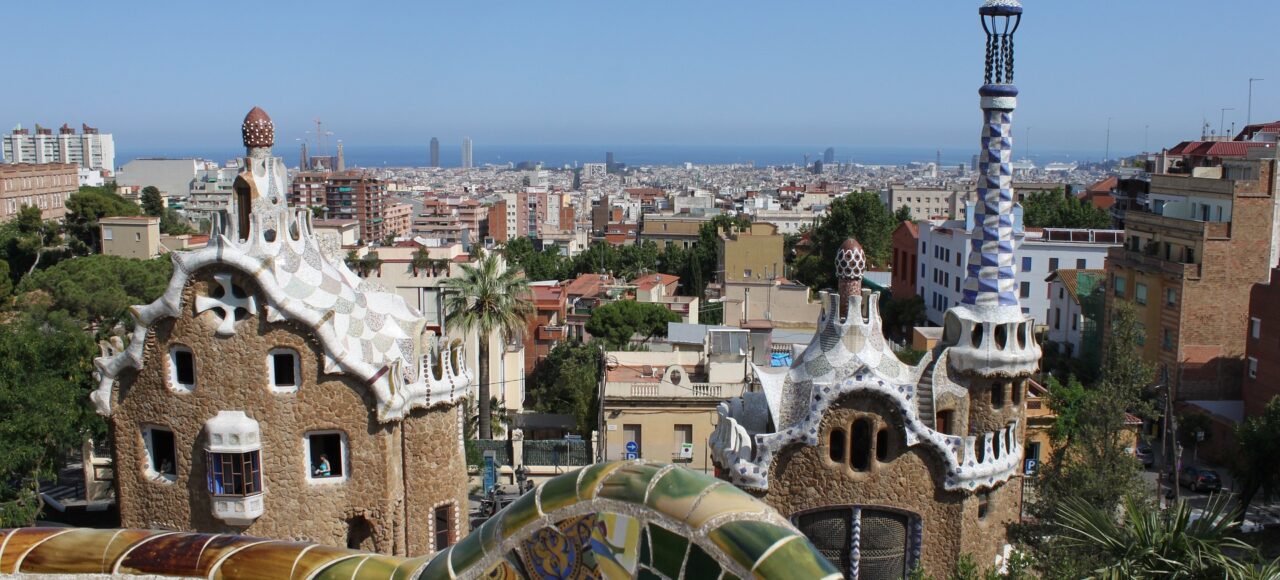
[117,158,212,206]
[916,205,1124,327]
[3,124,116,176]
[1044,269,1104,358]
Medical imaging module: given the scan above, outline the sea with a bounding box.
[115,144,1109,170]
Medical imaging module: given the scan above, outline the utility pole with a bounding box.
[1249,78,1265,126]
[1144,125,1150,153]
[1220,108,1235,139]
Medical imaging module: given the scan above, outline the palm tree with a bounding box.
[1055,495,1271,578]
[442,253,532,440]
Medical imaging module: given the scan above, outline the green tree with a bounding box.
[1017,301,1153,576]
[1055,495,1273,578]
[880,294,926,340]
[0,260,11,303]
[527,341,601,436]
[443,254,533,440]
[585,300,681,350]
[17,254,173,330]
[345,250,383,277]
[894,205,914,223]
[160,209,194,235]
[0,310,106,527]
[1021,189,1112,230]
[140,186,164,217]
[64,185,140,253]
[0,205,65,280]
[1232,396,1280,522]
[800,191,896,290]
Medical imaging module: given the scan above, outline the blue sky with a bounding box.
[5,0,1277,156]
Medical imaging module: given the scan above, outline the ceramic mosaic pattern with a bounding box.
[961,99,1018,308]
[710,287,1025,492]
[90,153,473,423]
[0,462,839,580]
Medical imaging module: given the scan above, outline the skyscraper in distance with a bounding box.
[430,137,439,168]
[823,147,835,164]
[461,137,473,169]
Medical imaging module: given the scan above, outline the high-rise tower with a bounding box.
[429,137,440,168]
[461,137,473,169]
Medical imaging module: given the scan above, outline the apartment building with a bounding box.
[600,326,749,472]
[524,283,567,374]
[1245,265,1280,418]
[1105,146,1280,401]
[638,215,705,248]
[884,185,964,220]
[911,206,1123,326]
[3,123,115,175]
[1044,269,1105,359]
[384,202,413,239]
[890,220,920,299]
[717,222,785,284]
[411,196,486,247]
[0,162,77,222]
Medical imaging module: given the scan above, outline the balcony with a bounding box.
[1126,210,1231,240]
[1107,247,1202,280]
[604,382,745,400]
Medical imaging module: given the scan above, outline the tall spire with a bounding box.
[962,0,1023,309]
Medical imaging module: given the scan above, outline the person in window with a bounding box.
[314,454,331,478]
[159,458,174,477]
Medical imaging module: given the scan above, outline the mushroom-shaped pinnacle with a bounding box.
[242,106,274,150]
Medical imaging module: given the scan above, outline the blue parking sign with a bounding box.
[625,441,638,454]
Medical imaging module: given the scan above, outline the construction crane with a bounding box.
[308,118,334,157]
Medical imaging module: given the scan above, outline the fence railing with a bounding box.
[467,439,511,467]
[523,439,592,467]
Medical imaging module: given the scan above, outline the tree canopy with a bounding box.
[64,185,140,253]
[0,310,105,527]
[17,254,173,330]
[796,191,896,290]
[1021,189,1112,230]
[140,186,164,217]
[1233,396,1280,522]
[526,341,601,436]
[585,300,681,350]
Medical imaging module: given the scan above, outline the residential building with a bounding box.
[1104,145,1279,401]
[92,107,471,556]
[915,207,1122,326]
[1245,264,1280,418]
[0,162,77,222]
[184,163,240,222]
[717,222,784,284]
[3,123,115,176]
[289,171,390,243]
[638,215,704,248]
[288,170,328,209]
[632,273,699,325]
[412,196,486,247]
[524,283,567,374]
[601,326,749,473]
[748,208,822,235]
[1044,269,1104,359]
[711,7,1040,572]
[99,216,160,258]
[720,279,821,329]
[384,202,413,239]
[884,185,964,220]
[117,158,207,205]
[891,220,920,299]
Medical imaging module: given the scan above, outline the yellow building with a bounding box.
[717,222,784,284]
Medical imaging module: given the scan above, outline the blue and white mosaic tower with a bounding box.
[943,0,1040,378]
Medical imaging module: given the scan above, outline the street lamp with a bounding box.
[1220,108,1236,139]
[1249,78,1265,126]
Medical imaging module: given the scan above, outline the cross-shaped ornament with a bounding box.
[196,273,258,336]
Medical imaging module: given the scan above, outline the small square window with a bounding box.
[1251,317,1262,339]
[1135,283,1148,305]
[1114,277,1127,297]
[1049,258,1059,271]
[1020,282,1030,299]
[1249,357,1259,379]
[170,347,195,391]
[1022,257,1032,271]
[1076,258,1087,269]
[1166,288,1178,306]
[307,432,347,482]
[268,349,300,392]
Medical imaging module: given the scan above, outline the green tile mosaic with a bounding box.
[637,567,666,580]
[311,555,371,580]
[477,513,503,554]
[643,466,713,523]
[390,555,433,580]
[498,491,542,539]
[575,461,627,499]
[683,483,768,529]
[684,543,724,580]
[597,463,664,504]
[416,546,451,580]
[749,536,842,580]
[707,520,795,571]
[538,469,582,513]
[447,528,487,576]
[647,525,689,579]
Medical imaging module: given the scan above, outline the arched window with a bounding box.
[850,419,872,471]
[829,428,846,463]
[876,428,890,463]
[233,178,251,241]
[991,382,1005,408]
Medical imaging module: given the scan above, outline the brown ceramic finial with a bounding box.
[241,106,274,150]
[835,238,866,317]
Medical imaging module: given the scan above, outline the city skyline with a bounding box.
[3,0,1278,157]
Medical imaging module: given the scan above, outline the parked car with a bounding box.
[1179,466,1222,492]
[1135,443,1155,468]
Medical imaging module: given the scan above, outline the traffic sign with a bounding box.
[624,452,638,460]
[625,441,638,453]
[1024,458,1038,475]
